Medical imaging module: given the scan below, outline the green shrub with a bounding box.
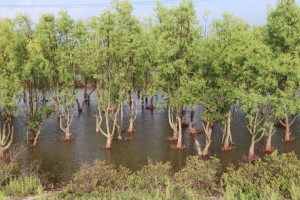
[0,191,6,199]
[174,156,221,196]
[65,160,130,193]
[221,151,300,199]
[60,187,197,200]
[4,176,44,197]
[127,160,172,191]
[289,181,300,200]
[0,145,24,185]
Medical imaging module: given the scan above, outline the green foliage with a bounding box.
[154,0,201,111]
[63,156,222,199]
[267,0,300,54]
[128,160,172,190]
[26,105,53,132]
[65,160,130,193]
[0,159,19,186]
[221,151,300,199]
[3,176,44,197]
[174,156,221,195]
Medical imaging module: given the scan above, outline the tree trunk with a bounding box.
[141,95,145,110]
[0,120,14,155]
[189,122,196,134]
[264,124,274,152]
[283,113,295,142]
[181,108,187,127]
[106,136,113,149]
[84,87,88,103]
[118,103,124,140]
[65,130,72,141]
[173,122,178,139]
[127,117,134,133]
[203,125,212,156]
[96,117,100,132]
[60,115,73,141]
[176,117,183,149]
[127,90,135,133]
[145,97,148,106]
[221,111,232,151]
[265,135,272,152]
[149,96,154,110]
[248,139,255,160]
[284,114,291,142]
[75,98,83,113]
[197,148,203,156]
[57,111,61,119]
[86,88,95,106]
[189,108,195,132]
[0,148,4,159]
[32,128,41,147]
[222,135,231,151]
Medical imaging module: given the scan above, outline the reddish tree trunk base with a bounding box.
[117,134,132,141]
[104,137,113,149]
[181,122,189,128]
[166,136,178,141]
[261,146,275,154]
[189,127,202,135]
[283,134,295,142]
[118,135,122,140]
[145,106,155,110]
[127,127,136,133]
[243,154,257,162]
[61,135,75,142]
[262,136,275,153]
[0,150,4,159]
[220,146,232,151]
[244,142,257,162]
[28,134,40,141]
[198,151,210,158]
[170,144,185,150]
[220,138,232,151]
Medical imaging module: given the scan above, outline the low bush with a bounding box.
[65,160,130,193]
[0,145,24,186]
[127,160,172,191]
[221,151,300,199]
[4,176,44,197]
[174,156,221,196]
[64,157,222,199]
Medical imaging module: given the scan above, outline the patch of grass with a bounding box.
[4,176,44,197]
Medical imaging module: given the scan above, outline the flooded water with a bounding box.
[12,89,300,183]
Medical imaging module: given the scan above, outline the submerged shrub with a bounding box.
[221,151,300,199]
[65,160,130,193]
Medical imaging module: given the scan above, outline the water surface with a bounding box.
[12,90,300,183]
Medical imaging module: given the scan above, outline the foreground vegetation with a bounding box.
[0,151,300,199]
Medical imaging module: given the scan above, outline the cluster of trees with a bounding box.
[0,0,300,161]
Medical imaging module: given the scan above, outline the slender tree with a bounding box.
[154,0,201,149]
[0,19,20,158]
[267,0,300,142]
[14,14,53,146]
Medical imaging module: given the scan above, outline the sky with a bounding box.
[0,0,299,25]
